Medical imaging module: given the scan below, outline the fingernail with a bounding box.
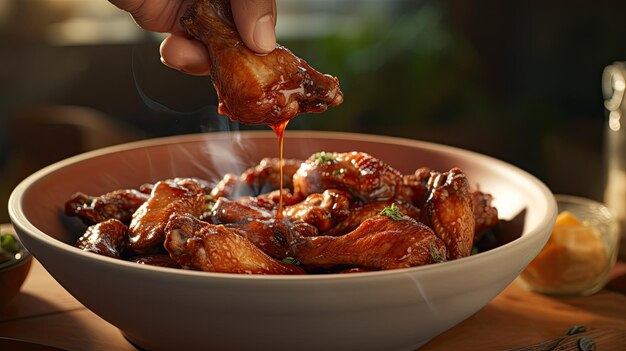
[253,14,276,53]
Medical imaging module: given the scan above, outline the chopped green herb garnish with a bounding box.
[332,168,346,177]
[429,243,445,263]
[0,233,19,254]
[379,203,404,220]
[0,233,21,264]
[312,152,337,165]
[282,257,301,266]
[471,246,479,255]
[206,200,216,212]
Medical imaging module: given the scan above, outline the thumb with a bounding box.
[231,0,277,54]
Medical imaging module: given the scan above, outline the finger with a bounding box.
[231,0,277,54]
[160,33,211,76]
[109,0,193,33]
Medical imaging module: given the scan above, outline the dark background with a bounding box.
[1,0,624,222]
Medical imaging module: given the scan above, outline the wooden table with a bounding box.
[1,260,625,351]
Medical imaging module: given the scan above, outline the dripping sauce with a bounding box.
[270,120,290,219]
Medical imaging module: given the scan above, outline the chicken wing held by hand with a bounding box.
[181,0,343,125]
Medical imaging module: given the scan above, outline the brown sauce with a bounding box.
[269,120,290,219]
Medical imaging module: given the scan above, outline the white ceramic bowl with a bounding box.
[9,131,556,351]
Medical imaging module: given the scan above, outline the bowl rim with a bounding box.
[9,130,557,281]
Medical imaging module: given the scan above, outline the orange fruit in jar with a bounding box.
[520,211,607,293]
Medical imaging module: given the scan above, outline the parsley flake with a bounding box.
[379,203,404,220]
[312,152,337,165]
[282,257,301,266]
[332,168,346,177]
[429,243,445,263]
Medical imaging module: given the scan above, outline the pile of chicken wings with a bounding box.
[65,152,499,275]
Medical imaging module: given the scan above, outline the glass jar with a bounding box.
[517,195,619,296]
[602,62,626,261]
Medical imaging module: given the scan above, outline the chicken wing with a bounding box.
[129,178,207,254]
[282,189,351,232]
[291,212,446,270]
[75,219,129,259]
[323,200,420,236]
[240,157,303,193]
[293,152,406,202]
[181,0,343,125]
[471,188,499,242]
[65,189,149,225]
[422,168,475,259]
[209,196,275,223]
[164,214,305,274]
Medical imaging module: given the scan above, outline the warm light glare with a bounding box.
[609,111,621,132]
[614,76,626,92]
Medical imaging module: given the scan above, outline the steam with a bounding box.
[130,47,256,181]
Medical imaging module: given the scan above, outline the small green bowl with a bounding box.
[0,224,32,309]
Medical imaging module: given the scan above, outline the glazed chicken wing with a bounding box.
[323,200,420,237]
[209,158,303,199]
[129,178,207,254]
[65,189,149,225]
[471,189,499,241]
[291,212,446,270]
[282,189,351,232]
[164,214,305,274]
[181,0,343,125]
[225,219,317,259]
[240,157,303,193]
[293,152,406,202]
[422,168,475,260]
[75,219,128,259]
[209,196,275,223]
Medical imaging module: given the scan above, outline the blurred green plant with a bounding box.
[285,2,496,133]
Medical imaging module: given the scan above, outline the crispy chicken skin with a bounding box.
[181,0,343,125]
[291,214,447,270]
[164,214,305,274]
[422,168,475,260]
[129,178,207,254]
[75,219,128,259]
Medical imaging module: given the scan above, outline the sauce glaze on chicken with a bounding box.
[65,152,499,275]
[182,0,344,126]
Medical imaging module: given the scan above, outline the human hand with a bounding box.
[109,0,277,75]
